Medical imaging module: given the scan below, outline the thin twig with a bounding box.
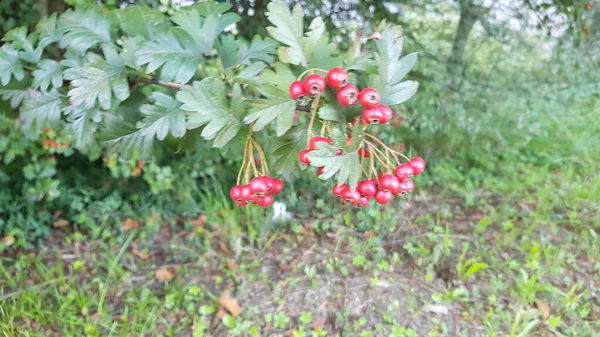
[0,276,70,301]
[135,77,191,89]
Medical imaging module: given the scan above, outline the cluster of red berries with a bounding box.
[332,157,426,207]
[289,68,394,125]
[43,138,68,149]
[229,176,284,208]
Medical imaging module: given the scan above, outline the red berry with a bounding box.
[230,185,244,201]
[358,88,380,108]
[358,146,370,158]
[335,149,343,155]
[289,81,306,101]
[377,105,393,124]
[240,185,255,202]
[336,85,359,106]
[361,107,384,125]
[333,184,348,197]
[303,74,326,96]
[299,149,311,164]
[398,179,415,195]
[235,200,249,207]
[249,176,270,196]
[326,68,349,89]
[309,136,333,151]
[270,178,284,194]
[341,188,361,204]
[255,194,275,207]
[357,179,378,197]
[409,157,426,175]
[378,174,401,194]
[395,163,415,181]
[316,166,325,176]
[353,196,369,208]
[374,190,393,204]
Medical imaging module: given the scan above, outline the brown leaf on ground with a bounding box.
[219,241,233,256]
[189,215,207,229]
[218,294,242,318]
[132,245,149,260]
[90,312,101,321]
[0,235,15,246]
[364,230,378,238]
[122,218,139,231]
[311,316,327,330]
[535,301,550,320]
[53,219,70,228]
[299,222,313,236]
[226,260,238,271]
[155,267,177,281]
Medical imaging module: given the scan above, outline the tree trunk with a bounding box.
[447,0,480,90]
[40,0,67,17]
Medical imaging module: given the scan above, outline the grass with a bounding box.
[0,160,599,337]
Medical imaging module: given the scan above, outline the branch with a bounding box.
[135,77,191,89]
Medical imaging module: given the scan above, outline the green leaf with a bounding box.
[32,60,63,92]
[307,143,361,189]
[64,52,130,110]
[308,38,343,70]
[136,30,202,84]
[176,78,241,147]
[238,35,278,65]
[244,98,296,136]
[0,88,28,109]
[97,119,155,160]
[266,1,307,66]
[118,6,169,40]
[20,90,64,128]
[36,13,61,48]
[64,105,100,152]
[229,83,246,120]
[374,28,419,106]
[303,17,325,53]
[58,9,112,55]
[270,126,306,179]
[0,45,25,86]
[347,57,378,74]
[464,262,489,279]
[235,62,267,85]
[260,62,297,93]
[318,104,346,124]
[171,4,240,55]
[138,92,187,141]
[2,26,35,53]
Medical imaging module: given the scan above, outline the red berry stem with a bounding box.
[237,133,251,186]
[363,132,411,162]
[251,138,270,176]
[296,68,328,80]
[365,141,394,172]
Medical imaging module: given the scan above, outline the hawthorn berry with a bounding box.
[255,194,275,207]
[333,184,348,197]
[358,146,371,158]
[230,185,244,201]
[317,166,325,176]
[409,157,426,175]
[303,74,327,95]
[358,88,380,108]
[235,200,249,207]
[309,136,333,150]
[395,163,415,181]
[326,68,349,89]
[341,188,362,204]
[289,81,306,101]
[249,176,271,196]
[377,105,393,124]
[374,190,393,204]
[336,84,359,106]
[299,149,311,164]
[270,178,284,194]
[398,179,415,195]
[241,185,255,203]
[357,179,378,197]
[362,107,384,125]
[378,174,401,194]
[353,196,370,208]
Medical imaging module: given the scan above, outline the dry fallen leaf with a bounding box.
[154,267,177,281]
[219,241,234,256]
[132,245,150,260]
[535,301,550,320]
[0,235,15,246]
[218,294,242,318]
[189,215,207,229]
[53,218,70,228]
[299,222,313,236]
[122,218,140,231]
[226,260,238,271]
[364,230,378,238]
[310,316,327,330]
